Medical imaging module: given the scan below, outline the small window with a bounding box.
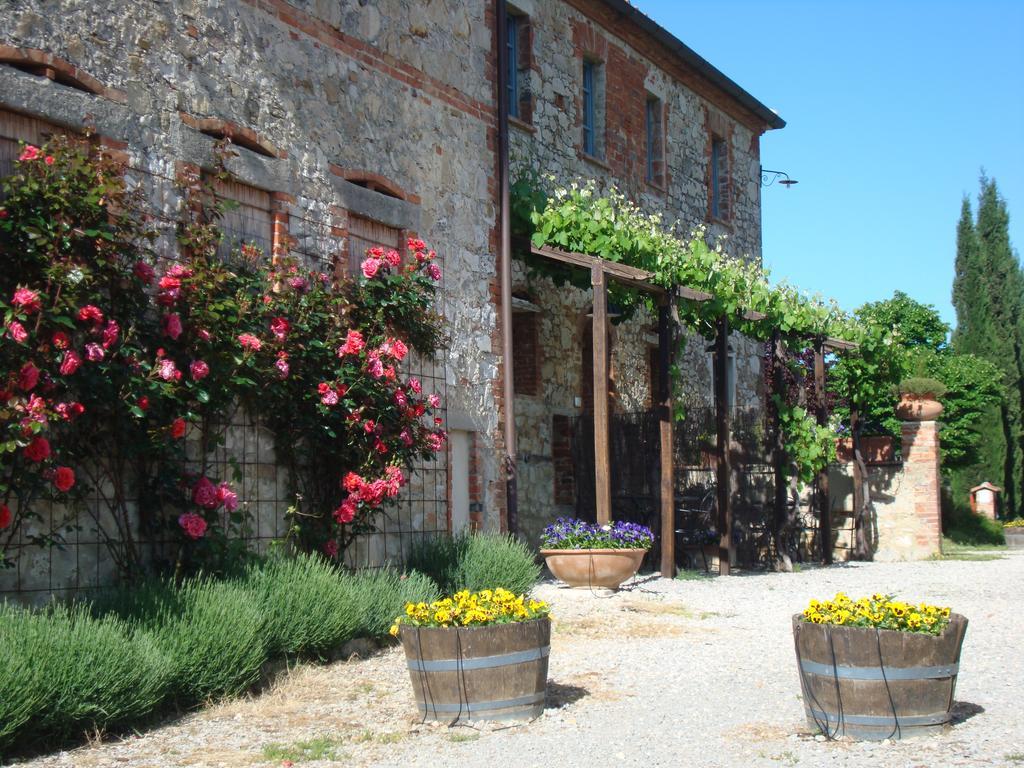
[582,60,596,156]
[645,97,664,186]
[348,215,402,277]
[507,14,520,119]
[209,177,273,261]
[512,311,539,397]
[711,137,730,220]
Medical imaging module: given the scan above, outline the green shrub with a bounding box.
[152,577,267,703]
[405,533,469,593]
[0,603,171,751]
[458,533,541,595]
[345,569,439,639]
[406,532,540,596]
[942,496,1005,546]
[247,553,360,657]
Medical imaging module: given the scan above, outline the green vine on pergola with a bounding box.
[510,177,884,493]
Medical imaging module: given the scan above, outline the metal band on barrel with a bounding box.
[417,691,546,714]
[799,659,958,681]
[407,645,550,672]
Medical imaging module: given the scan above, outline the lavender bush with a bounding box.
[540,518,653,550]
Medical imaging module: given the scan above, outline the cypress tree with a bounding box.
[951,178,1024,515]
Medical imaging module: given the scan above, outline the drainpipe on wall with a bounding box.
[496,0,518,534]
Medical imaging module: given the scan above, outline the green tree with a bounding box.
[951,178,1023,515]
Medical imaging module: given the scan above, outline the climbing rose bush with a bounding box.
[0,136,446,575]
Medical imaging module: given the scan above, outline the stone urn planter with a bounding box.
[399,618,550,722]
[539,519,654,590]
[792,612,968,740]
[540,548,647,589]
[895,394,944,422]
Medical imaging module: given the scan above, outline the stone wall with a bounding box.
[506,0,771,544]
[0,0,505,596]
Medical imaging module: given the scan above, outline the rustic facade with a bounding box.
[0,0,796,597]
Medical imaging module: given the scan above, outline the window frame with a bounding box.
[645,96,664,187]
[710,136,729,221]
[582,60,596,157]
[507,13,520,119]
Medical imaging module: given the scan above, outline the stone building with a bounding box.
[0,0,784,595]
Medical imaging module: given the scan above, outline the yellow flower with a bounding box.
[389,623,400,636]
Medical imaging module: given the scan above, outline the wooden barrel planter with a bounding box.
[540,548,647,589]
[399,618,550,723]
[792,614,968,740]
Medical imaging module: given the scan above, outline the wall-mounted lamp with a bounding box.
[761,168,798,188]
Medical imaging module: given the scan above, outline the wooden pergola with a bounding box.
[524,243,857,576]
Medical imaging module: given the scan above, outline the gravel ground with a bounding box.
[14,551,1023,768]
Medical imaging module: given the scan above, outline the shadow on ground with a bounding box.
[546,681,589,709]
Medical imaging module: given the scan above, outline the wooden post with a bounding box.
[714,316,732,575]
[658,299,675,578]
[770,330,789,567]
[813,338,832,565]
[850,407,871,560]
[592,265,611,525]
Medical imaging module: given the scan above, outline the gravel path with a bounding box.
[15,552,1023,768]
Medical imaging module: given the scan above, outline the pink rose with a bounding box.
[7,321,28,344]
[238,333,262,352]
[18,362,39,391]
[333,496,358,524]
[189,359,209,381]
[408,377,422,394]
[366,354,384,379]
[192,476,219,509]
[399,429,413,446]
[216,482,239,512]
[18,145,39,162]
[337,330,365,357]
[59,350,82,376]
[162,313,183,340]
[157,358,180,382]
[178,512,208,540]
[384,249,401,267]
[56,401,85,420]
[101,320,120,349]
[428,393,441,408]
[44,155,54,166]
[275,356,290,378]
[427,263,442,281]
[85,343,104,362]
[11,287,41,314]
[318,382,339,406]
[270,317,290,341]
[196,328,211,342]
[361,257,381,279]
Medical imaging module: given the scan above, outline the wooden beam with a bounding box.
[813,339,832,565]
[658,300,675,578]
[675,285,714,303]
[532,244,664,294]
[742,309,767,322]
[714,316,733,575]
[770,330,789,569]
[823,336,859,352]
[592,265,612,526]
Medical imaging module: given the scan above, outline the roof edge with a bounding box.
[598,0,785,131]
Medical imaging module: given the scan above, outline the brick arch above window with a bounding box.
[329,166,420,204]
[0,46,126,103]
[179,113,283,159]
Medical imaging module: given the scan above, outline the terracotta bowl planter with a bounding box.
[399,618,550,722]
[895,394,944,421]
[792,613,968,740]
[540,548,647,589]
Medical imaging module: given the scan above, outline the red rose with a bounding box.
[59,350,82,376]
[170,418,187,439]
[192,476,219,509]
[77,305,104,325]
[53,466,75,493]
[0,503,11,529]
[18,362,39,391]
[178,512,208,540]
[52,331,70,349]
[24,436,51,462]
[137,396,150,411]
[270,317,290,341]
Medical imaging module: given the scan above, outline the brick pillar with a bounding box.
[900,420,943,557]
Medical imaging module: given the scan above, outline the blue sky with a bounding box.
[640,0,1024,327]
